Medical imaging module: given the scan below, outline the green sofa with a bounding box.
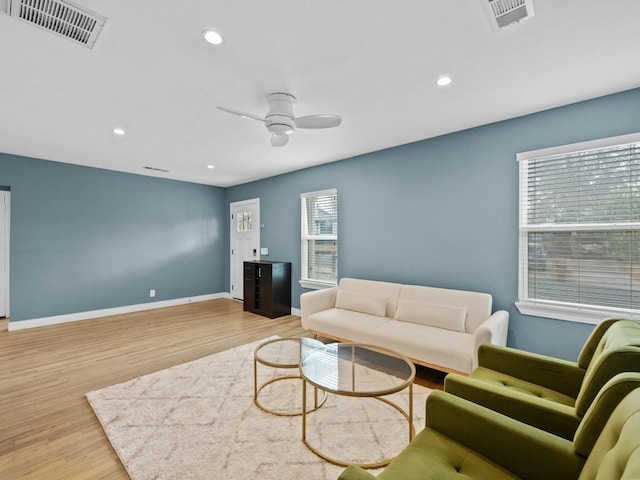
[444,318,640,439]
[338,384,640,480]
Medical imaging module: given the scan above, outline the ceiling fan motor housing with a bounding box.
[266,93,296,135]
[216,92,341,147]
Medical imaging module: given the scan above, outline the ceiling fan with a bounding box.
[217,93,341,147]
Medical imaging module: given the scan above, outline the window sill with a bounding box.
[299,279,337,290]
[515,300,640,325]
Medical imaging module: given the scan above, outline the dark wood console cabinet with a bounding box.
[243,260,292,318]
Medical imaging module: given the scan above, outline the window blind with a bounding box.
[518,133,640,322]
[301,189,338,287]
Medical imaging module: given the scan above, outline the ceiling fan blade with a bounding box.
[295,114,342,129]
[216,107,265,122]
[271,134,289,147]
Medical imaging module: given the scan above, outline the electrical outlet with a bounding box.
[149,289,156,298]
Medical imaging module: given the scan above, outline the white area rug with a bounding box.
[86,337,431,480]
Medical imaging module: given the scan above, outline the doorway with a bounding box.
[230,198,260,300]
[0,191,10,318]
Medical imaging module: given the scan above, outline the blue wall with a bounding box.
[1,154,226,322]
[3,88,639,360]
[226,88,640,361]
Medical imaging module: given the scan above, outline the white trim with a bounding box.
[300,188,338,287]
[1,191,9,318]
[299,279,336,290]
[291,306,301,316]
[300,188,337,199]
[7,292,230,331]
[516,300,640,325]
[517,131,640,162]
[523,223,640,232]
[517,132,640,325]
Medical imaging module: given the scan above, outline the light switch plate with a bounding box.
[260,247,269,255]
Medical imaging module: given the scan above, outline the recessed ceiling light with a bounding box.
[203,30,223,45]
[112,127,125,135]
[207,165,215,169]
[436,75,452,87]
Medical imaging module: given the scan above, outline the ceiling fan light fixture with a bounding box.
[266,113,295,136]
[203,30,223,45]
[217,92,341,147]
[268,123,294,136]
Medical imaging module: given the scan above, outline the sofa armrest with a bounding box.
[426,391,584,480]
[300,287,338,329]
[471,310,509,369]
[337,466,377,480]
[478,344,585,397]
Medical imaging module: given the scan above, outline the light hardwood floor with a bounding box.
[0,299,444,479]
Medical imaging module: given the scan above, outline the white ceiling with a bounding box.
[1,0,639,187]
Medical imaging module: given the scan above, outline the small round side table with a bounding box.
[253,337,327,416]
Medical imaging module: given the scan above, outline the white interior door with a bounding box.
[230,198,260,300]
[0,191,9,318]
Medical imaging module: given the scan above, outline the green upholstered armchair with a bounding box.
[444,318,640,439]
[337,383,640,480]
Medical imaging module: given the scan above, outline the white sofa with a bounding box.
[300,278,509,374]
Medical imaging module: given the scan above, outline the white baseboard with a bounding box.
[7,292,231,331]
[291,307,301,316]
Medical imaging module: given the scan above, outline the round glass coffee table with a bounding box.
[299,338,416,468]
[253,337,327,416]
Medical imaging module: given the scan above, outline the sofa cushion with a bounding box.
[339,278,402,318]
[373,320,476,373]
[444,371,580,440]
[577,388,640,480]
[335,289,387,317]
[574,373,640,457]
[468,367,577,407]
[398,284,491,334]
[377,428,517,480]
[305,308,389,344]
[575,320,640,417]
[393,299,467,332]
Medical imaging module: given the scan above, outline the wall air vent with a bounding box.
[143,166,170,173]
[482,0,535,32]
[4,0,106,48]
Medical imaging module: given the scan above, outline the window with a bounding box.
[517,132,640,324]
[300,189,338,289]
[236,211,252,232]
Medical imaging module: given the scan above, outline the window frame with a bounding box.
[300,188,338,290]
[516,132,640,324]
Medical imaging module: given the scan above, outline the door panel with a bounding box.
[230,199,260,300]
[0,192,8,318]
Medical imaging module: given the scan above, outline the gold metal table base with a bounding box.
[254,373,327,416]
[253,337,328,416]
[301,380,414,469]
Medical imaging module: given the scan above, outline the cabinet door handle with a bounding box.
[258,267,262,278]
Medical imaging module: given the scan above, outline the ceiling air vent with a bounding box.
[482,0,535,32]
[4,0,106,48]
